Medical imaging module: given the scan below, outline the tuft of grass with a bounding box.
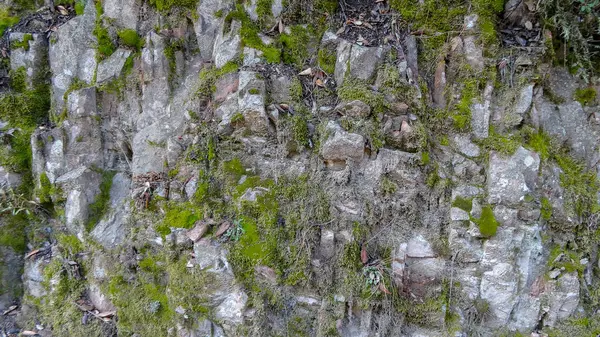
[526,130,553,161]
[225,4,281,63]
[338,78,386,114]
[318,47,336,74]
[555,153,600,218]
[279,25,312,67]
[75,0,86,15]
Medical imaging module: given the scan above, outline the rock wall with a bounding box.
[1,0,600,336]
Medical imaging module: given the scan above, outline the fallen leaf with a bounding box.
[22,331,38,336]
[2,305,17,315]
[315,79,324,87]
[378,282,391,294]
[361,246,368,264]
[363,22,374,30]
[25,249,40,259]
[299,68,312,76]
[336,26,346,35]
[278,20,284,34]
[57,5,69,15]
[354,20,363,26]
[98,311,116,318]
[279,103,290,110]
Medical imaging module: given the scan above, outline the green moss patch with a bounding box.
[473,205,498,237]
[574,87,597,106]
[452,196,473,212]
[0,7,20,36]
[118,29,144,51]
[11,33,33,51]
[148,0,198,11]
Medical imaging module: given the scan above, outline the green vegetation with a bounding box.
[279,25,312,67]
[574,87,597,106]
[338,78,386,114]
[196,61,239,98]
[118,29,144,51]
[547,245,585,274]
[102,249,214,336]
[0,214,28,253]
[318,47,336,74]
[452,196,473,212]
[148,0,198,11]
[11,33,33,51]
[526,130,553,161]
[473,205,498,237]
[478,127,521,156]
[93,5,115,61]
[38,172,53,204]
[156,202,202,236]
[75,0,85,15]
[546,316,600,336]
[85,170,116,232]
[555,153,600,219]
[541,197,553,221]
[225,5,281,63]
[0,7,20,36]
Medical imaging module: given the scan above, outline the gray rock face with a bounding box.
[543,272,580,326]
[96,48,132,84]
[103,0,139,30]
[471,82,493,139]
[238,71,270,134]
[0,166,21,189]
[320,121,364,163]
[334,40,389,86]
[49,2,98,113]
[10,33,48,87]
[534,95,599,166]
[193,240,247,332]
[91,173,132,248]
[334,100,371,118]
[0,246,22,310]
[23,258,47,298]
[488,147,540,206]
[194,0,234,61]
[213,20,242,69]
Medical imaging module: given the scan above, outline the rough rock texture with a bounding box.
[1,1,600,337]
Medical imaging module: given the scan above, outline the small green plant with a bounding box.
[0,7,20,36]
[362,265,382,287]
[224,219,245,241]
[541,197,553,220]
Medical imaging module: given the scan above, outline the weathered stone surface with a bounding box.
[463,35,484,71]
[96,48,132,84]
[488,147,540,206]
[243,47,263,66]
[320,121,364,163]
[544,272,580,327]
[0,166,21,189]
[88,283,116,312]
[453,134,480,157]
[0,246,22,310]
[10,33,48,87]
[515,84,534,115]
[49,3,98,113]
[23,258,47,298]
[268,75,294,104]
[238,71,270,134]
[213,20,242,69]
[91,173,132,248]
[334,40,389,86]
[103,0,139,30]
[334,100,371,118]
[471,82,493,139]
[194,0,234,61]
[406,235,435,258]
[320,229,335,260]
[480,262,518,327]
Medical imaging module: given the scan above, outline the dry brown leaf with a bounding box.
[25,249,40,259]
[354,20,363,26]
[361,246,368,264]
[299,68,312,76]
[2,305,17,315]
[315,79,325,87]
[336,26,346,35]
[278,20,284,34]
[279,103,289,110]
[378,282,391,294]
[22,331,38,336]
